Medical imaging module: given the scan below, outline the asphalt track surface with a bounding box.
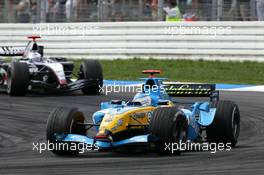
[0,91,263,175]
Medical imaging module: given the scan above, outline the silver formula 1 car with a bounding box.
[0,36,103,96]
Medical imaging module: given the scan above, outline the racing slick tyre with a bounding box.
[80,60,103,95]
[150,107,188,155]
[38,45,44,57]
[207,101,240,147]
[7,62,29,96]
[46,107,86,156]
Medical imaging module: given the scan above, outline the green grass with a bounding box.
[73,58,264,85]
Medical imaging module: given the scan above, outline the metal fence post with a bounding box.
[157,0,164,21]
[40,0,46,22]
[250,0,256,20]
[217,0,223,21]
[69,0,73,22]
[98,0,102,22]
[212,0,217,20]
[36,0,41,23]
[139,0,143,20]
[4,0,9,22]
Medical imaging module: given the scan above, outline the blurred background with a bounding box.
[0,0,262,23]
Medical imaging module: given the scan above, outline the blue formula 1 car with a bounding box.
[46,70,240,155]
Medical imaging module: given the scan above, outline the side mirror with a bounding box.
[111,100,123,105]
[198,102,210,112]
[210,91,219,102]
[157,100,170,106]
[142,84,145,93]
[100,102,109,109]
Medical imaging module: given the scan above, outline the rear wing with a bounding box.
[0,46,24,56]
[163,83,219,101]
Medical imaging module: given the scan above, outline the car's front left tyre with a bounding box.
[150,107,188,155]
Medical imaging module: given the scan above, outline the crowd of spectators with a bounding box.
[0,0,263,22]
[45,0,98,22]
[14,0,98,22]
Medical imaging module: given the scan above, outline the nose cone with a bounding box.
[95,129,113,142]
[98,113,125,135]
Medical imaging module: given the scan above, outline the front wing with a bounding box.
[30,79,98,93]
[61,134,150,149]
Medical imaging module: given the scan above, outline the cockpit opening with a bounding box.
[145,79,155,89]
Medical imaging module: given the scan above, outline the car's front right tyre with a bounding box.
[7,62,29,96]
[46,107,86,155]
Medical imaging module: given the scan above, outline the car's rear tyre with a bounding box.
[80,60,103,95]
[7,62,29,96]
[150,107,188,155]
[46,107,86,155]
[38,45,44,57]
[207,101,240,147]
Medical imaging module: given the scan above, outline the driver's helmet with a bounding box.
[28,51,42,62]
[32,42,39,51]
[132,94,152,106]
